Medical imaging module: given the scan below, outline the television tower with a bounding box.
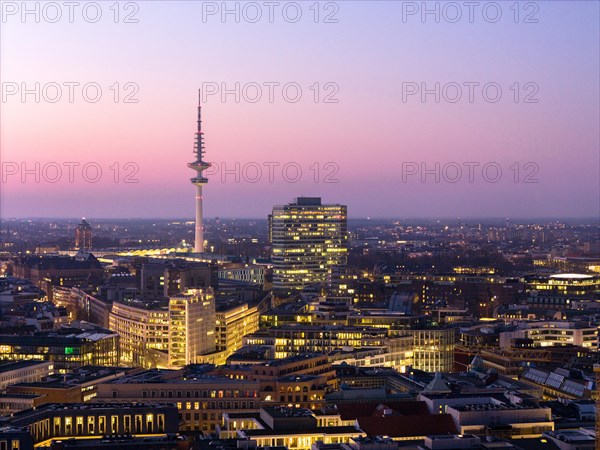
[188,91,211,253]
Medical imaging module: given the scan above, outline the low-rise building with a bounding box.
[226,406,364,450]
[0,360,54,391]
[6,366,132,404]
[94,367,261,433]
[1,402,178,446]
[0,326,120,372]
[418,392,553,438]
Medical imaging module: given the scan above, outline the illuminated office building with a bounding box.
[168,288,216,367]
[215,303,260,356]
[0,328,119,373]
[244,324,454,373]
[522,273,600,297]
[411,327,456,373]
[524,321,598,350]
[271,197,347,291]
[108,299,170,367]
[109,289,217,368]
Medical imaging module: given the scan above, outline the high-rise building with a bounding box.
[168,288,216,367]
[188,91,211,253]
[270,197,347,291]
[74,218,92,250]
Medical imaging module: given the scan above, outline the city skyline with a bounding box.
[1,3,599,448]
[1,2,598,219]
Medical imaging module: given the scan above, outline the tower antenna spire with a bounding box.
[188,90,211,253]
[197,89,202,133]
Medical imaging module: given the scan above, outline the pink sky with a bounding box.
[1,1,598,218]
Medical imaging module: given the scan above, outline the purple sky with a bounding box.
[1,1,599,218]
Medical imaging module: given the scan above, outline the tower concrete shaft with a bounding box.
[188,90,210,253]
[194,185,204,253]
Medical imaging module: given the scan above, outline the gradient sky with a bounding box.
[1,1,599,218]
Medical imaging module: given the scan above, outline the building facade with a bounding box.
[0,329,119,372]
[0,361,54,391]
[271,197,347,291]
[108,299,170,367]
[168,288,216,367]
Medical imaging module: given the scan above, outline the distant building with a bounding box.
[271,197,347,291]
[522,273,600,298]
[74,219,93,250]
[10,253,104,300]
[0,326,119,372]
[219,264,266,286]
[139,259,217,298]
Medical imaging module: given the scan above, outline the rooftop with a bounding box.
[0,360,52,373]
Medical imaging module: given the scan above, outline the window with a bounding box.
[111,416,118,434]
[146,414,154,433]
[87,417,95,434]
[65,417,72,435]
[124,416,131,433]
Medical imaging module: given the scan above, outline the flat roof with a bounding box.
[0,360,52,373]
[243,426,359,437]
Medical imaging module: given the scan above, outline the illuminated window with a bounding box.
[87,417,95,434]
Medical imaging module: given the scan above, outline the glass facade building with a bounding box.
[271,197,347,291]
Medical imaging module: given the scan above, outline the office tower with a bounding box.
[188,91,211,253]
[168,288,216,367]
[270,197,347,291]
[74,218,92,250]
